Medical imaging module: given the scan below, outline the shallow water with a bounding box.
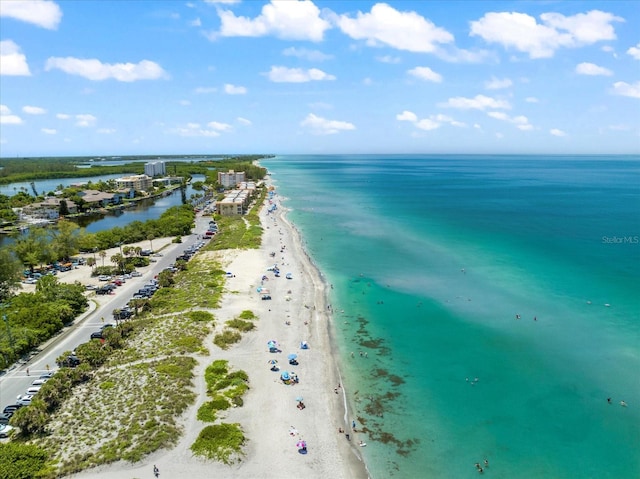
[263,155,640,479]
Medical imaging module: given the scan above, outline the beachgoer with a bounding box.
[620,400,628,407]
[484,459,489,467]
[334,388,338,394]
[345,433,350,441]
[478,467,483,474]
[607,397,612,404]
[352,420,356,429]
[153,465,159,478]
[26,368,29,376]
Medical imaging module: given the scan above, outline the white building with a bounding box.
[218,170,246,188]
[115,174,153,192]
[144,161,166,177]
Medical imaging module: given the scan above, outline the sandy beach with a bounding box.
[43,182,370,479]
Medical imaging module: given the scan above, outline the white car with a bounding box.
[98,275,111,281]
[26,385,41,395]
[17,394,34,406]
[31,378,48,386]
[0,424,14,438]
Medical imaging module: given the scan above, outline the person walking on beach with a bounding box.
[153,465,159,477]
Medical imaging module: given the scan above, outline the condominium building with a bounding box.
[144,161,166,177]
[218,170,246,188]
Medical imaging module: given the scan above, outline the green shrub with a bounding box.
[187,310,215,322]
[213,330,241,350]
[190,423,245,464]
[0,443,51,479]
[238,310,256,320]
[196,402,218,422]
[225,319,254,332]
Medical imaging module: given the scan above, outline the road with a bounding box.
[0,212,211,418]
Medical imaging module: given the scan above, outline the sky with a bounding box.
[0,0,639,157]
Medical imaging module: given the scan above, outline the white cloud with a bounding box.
[396,110,465,131]
[0,0,62,30]
[441,94,511,110]
[75,114,96,127]
[627,43,640,60]
[0,40,31,76]
[376,55,401,64]
[282,47,332,62]
[97,128,115,134]
[611,81,640,99]
[56,113,70,119]
[23,105,47,115]
[0,105,23,124]
[179,100,191,106]
[224,83,247,95]
[190,17,202,27]
[337,3,453,53]
[45,57,167,82]
[174,123,220,137]
[41,128,57,134]
[470,10,622,58]
[217,0,330,41]
[267,66,335,83]
[300,113,355,135]
[407,66,442,83]
[525,97,539,103]
[207,121,232,132]
[396,110,418,122]
[204,0,240,4]
[194,87,217,94]
[485,77,513,90]
[575,62,613,76]
[550,128,567,136]
[487,111,533,130]
[237,117,252,126]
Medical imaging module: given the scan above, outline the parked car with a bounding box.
[98,275,111,281]
[31,378,48,386]
[3,405,22,414]
[0,413,12,425]
[131,271,142,277]
[90,331,104,340]
[0,424,14,438]
[58,355,80,368]
[39,371,54,379]
[85,284,98,290]
[17,395,34,406]
[26,386,41,395]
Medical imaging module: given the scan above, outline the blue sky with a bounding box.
[0,0,638,156]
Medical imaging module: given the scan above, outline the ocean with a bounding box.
[261,155,640,479]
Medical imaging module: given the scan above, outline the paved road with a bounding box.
[0,213,211,417]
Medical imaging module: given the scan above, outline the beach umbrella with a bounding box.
[267,359,278,365]
[280,371,290,380]
[295,396,303,402]
[287,353,298,361]
[296,440,307,449]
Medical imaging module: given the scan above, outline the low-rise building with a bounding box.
[22,197,78,219]
[78,189,122,207]
[115,174,153,192]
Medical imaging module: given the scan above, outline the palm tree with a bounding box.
[99,250,107,267]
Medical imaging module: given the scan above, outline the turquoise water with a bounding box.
[262,155,640,479]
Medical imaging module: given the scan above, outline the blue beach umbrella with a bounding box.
[295,396,303,402]
[287,353,298,361]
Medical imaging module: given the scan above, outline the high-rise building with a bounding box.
[144,161,166,177]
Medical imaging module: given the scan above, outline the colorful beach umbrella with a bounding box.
[267,359,278,365]
[296,440,306,449]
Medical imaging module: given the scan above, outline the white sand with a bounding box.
[58,186,370,479]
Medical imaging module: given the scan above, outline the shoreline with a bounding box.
[63,177,370,478]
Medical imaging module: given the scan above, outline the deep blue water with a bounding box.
[262,155,640,479]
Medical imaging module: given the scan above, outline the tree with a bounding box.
[86,256,96,271]
[50,219,80,261]
[58,199,69,216]
[99,250,106,267]
[11,227,51,273]
[0,248,22,302]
